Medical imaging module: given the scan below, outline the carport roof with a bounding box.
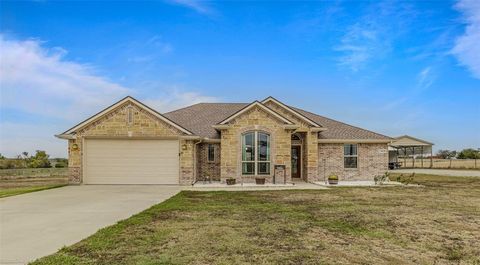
[389,135,434,147]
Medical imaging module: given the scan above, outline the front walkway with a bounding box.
[0,185,180,265]
[314,180,403,187]
[391,168,480,177]
[185,180,328,191]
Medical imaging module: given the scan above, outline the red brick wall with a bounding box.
[318,143,388,181]
[196,143,221,181]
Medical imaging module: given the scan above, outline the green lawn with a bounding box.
[0,184,67,198]
[32,174,480,265]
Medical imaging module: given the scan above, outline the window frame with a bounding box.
[241,131,271,175]
[207,144,215,162]
[343,144,358,169]
[127,106,134,125]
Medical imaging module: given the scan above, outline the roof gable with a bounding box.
[261,97,322,127]
[218,101,294,125]
[390,135,433,146]
[60,96,193,136]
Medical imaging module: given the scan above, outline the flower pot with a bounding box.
[226,178,236,185]
[328,179,338,185]
[255,178,266,185]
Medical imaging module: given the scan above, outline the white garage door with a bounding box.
[84,139,179,184]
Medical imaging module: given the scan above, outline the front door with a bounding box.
[291,146,301,178]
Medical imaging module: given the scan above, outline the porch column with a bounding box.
[412,146,415,168]
[430,148,433,168]
[421,146,424,168]
[305,130,318,182]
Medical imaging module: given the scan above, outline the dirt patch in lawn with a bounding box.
[32,174,480,265]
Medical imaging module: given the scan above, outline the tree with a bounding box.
[22,152,29,159]
[0,153,5,160]
[27,150,51,168]
[457,148,480,159]
[436,149,457,159]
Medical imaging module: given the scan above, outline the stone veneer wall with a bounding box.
[317,143,388,181]
[196,143,221,181]
[220,105,293,184]
[67,102,194,185]
[263,101,319,182]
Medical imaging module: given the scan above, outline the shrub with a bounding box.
[328,174,338,181]
[27,150,51,168]
[55,162,67,168]
[374,172,390,185]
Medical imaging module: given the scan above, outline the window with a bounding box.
[344,144,358,168]
[127,107,133,125]
[207,144,215,162]
[242,131,270,175]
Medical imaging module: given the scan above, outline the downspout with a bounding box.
[192,139,203,186]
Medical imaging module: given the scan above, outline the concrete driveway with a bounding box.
[391,168,480,177]
[0,185,180,264]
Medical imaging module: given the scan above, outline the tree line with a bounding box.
[436,148,480,159]
[0,151,67,169]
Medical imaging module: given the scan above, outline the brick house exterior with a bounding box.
[56,96,392,185]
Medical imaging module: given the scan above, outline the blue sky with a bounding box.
[0,0,479,157]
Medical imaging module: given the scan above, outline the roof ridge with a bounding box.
[163,102,204,115]
[163,102,249,115]
[292,106,392,139]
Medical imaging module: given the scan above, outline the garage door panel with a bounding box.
[84,139,179,184]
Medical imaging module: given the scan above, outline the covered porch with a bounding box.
[388,135,434,169]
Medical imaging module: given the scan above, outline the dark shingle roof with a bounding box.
[163,103,391,140]
[163,103,247,139]
[292,107,391,140]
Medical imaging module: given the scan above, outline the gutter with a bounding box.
[192,138,204,186]
[55,134,76,140]
[317,139,392,144]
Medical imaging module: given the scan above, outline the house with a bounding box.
[55,96,392,185]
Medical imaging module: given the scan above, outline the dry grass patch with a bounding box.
[0,168,68,197]
[32,174,480,265]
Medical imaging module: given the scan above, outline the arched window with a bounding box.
[242,131,270,175]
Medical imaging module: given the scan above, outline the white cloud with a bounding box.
[451,0,480,79]
[167,0,213,15]
[335,1,416,71]
[0,35,131,121]
[0,35,218,157]
[336,26,384,71]
[417,66,436,90]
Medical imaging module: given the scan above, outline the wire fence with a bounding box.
[398,158,478,169]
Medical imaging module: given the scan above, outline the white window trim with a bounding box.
[344,144,358,169]
[242,131,271,175]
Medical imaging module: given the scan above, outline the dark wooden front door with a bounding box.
[291,146,301,178]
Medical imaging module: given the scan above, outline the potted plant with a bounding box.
[255,177,266,185]
[226,178,236,185]
[328,174,338,185]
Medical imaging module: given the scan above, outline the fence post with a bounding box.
[430,149,433,168]
[412,147,415,168]
[449,159,452,169]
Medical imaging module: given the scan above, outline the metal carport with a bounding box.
[388,135,434,169]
